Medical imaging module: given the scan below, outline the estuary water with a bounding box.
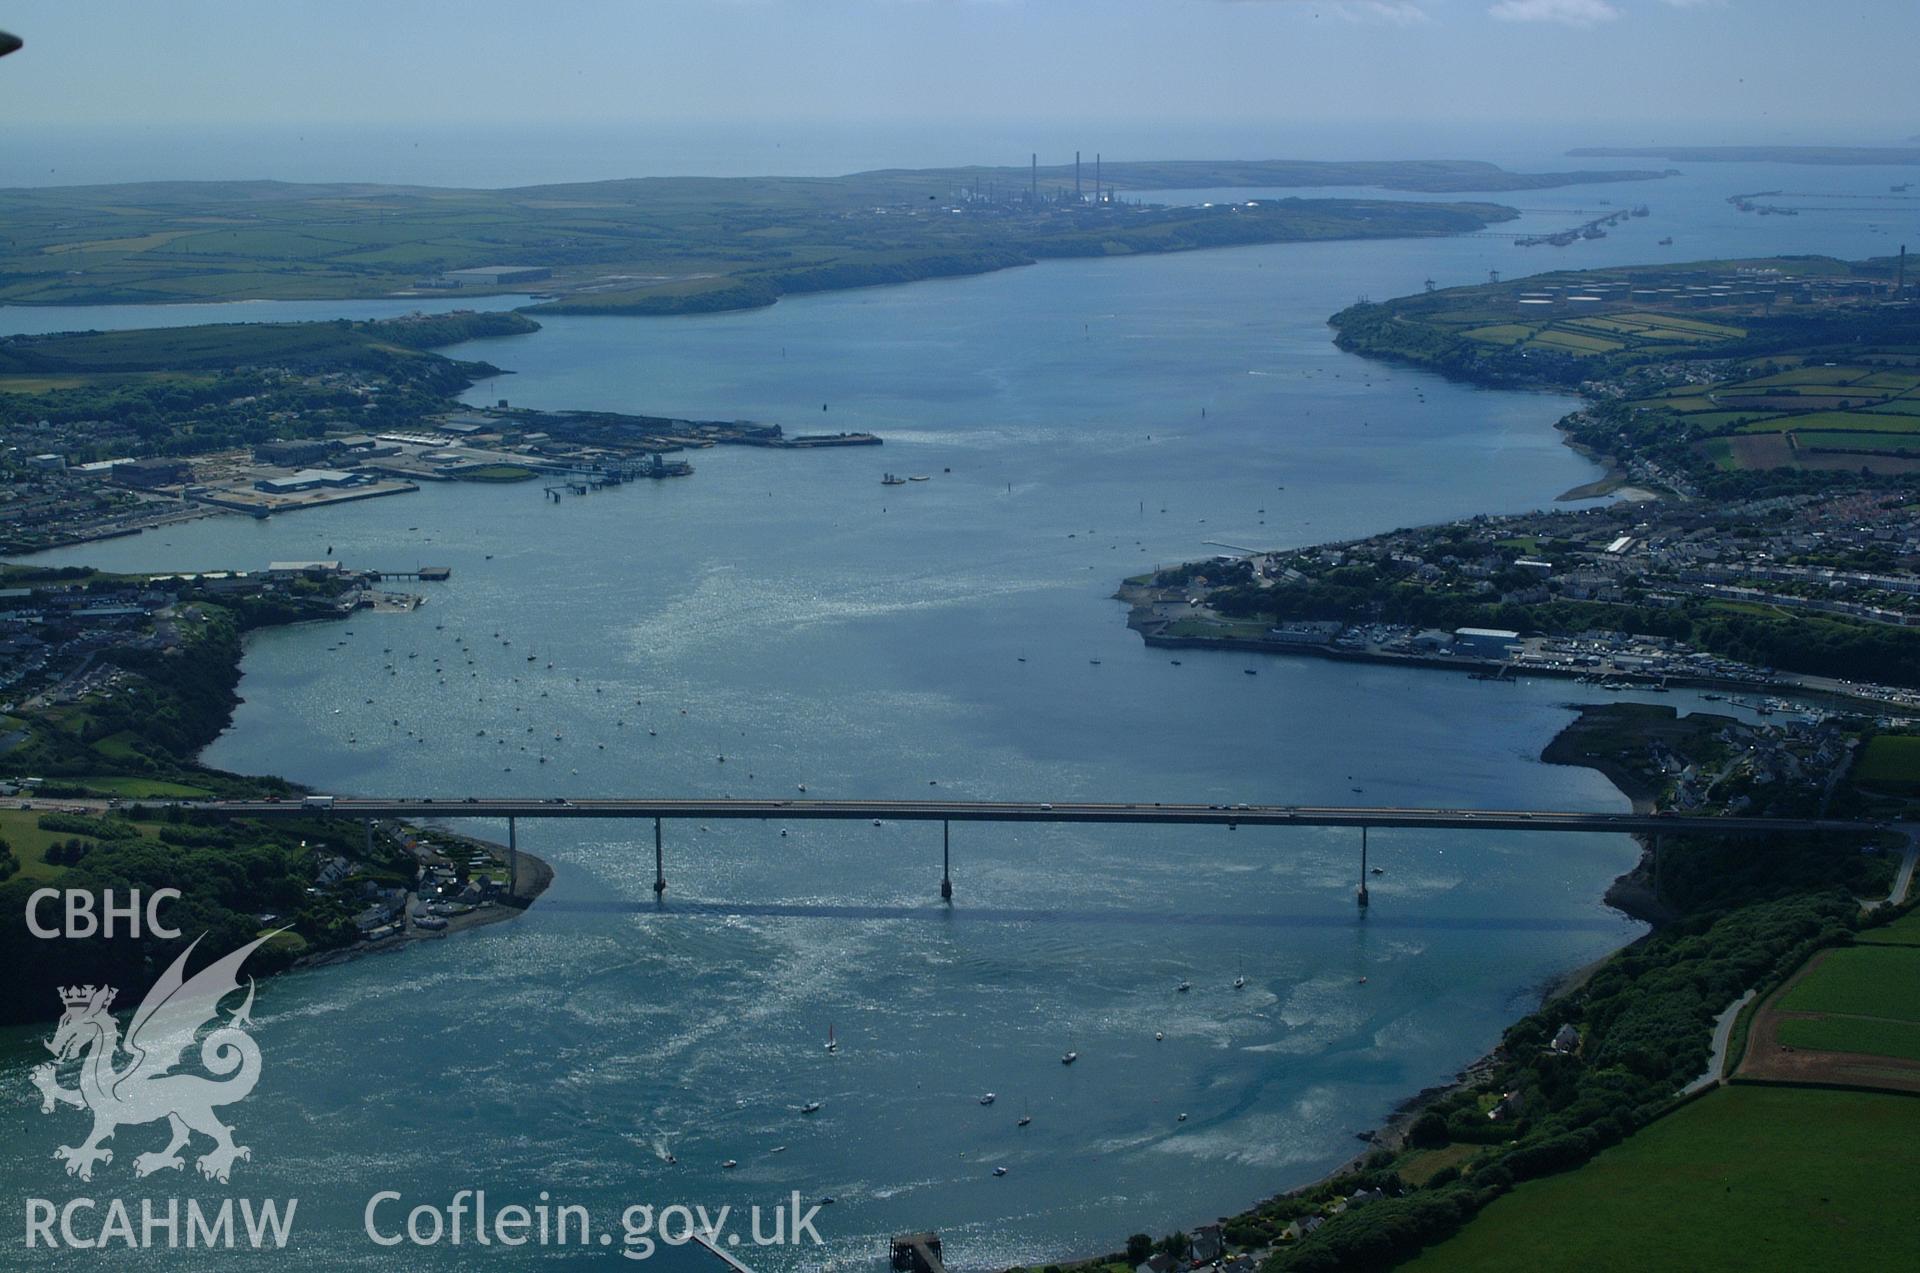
[0,155,1904,1268]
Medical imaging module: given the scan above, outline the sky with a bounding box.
[0,0,1913,134]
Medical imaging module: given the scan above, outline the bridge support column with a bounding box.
[654,817,667,897]
[1357,826,1370,909]
[941,821,952,902]
[507,817,518,897]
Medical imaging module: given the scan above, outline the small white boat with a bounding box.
[992,1166,1008,1177]
[721,1160,737,1170]
[1176,980,1191,993]
[825,1025,837,1053]
[1061,1051,1078,1065]
[801,1101,822,1115]
[979,1093,996,1105]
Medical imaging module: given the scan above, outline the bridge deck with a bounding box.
[193,798,1881,837]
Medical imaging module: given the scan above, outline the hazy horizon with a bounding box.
[3,117,1916,193]
[1,1,1916,190]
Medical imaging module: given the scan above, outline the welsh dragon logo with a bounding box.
[29,931,277,1183]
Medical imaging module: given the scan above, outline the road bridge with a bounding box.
[184,797,1884,910]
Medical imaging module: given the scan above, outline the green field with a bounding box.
[1792,432,1920,456]
[1779,946,1920,1021]
[1162,617,1274,640]
[69,776,215,798]
[1698,437,1749,470]
[1685,410,1786,430]
[1741,365,1877,387]
[1613,312,1746,337]
[0,807,161,881]
[1858,908,1920,946]
[1528,329,1622,354]
[1639,394,1733,414]
[1401,1087,1920,1273]
[1395,1143,1481,1187]
[1776,1014,1920,1062]
[1853,734,1920,792]
[1462,323,1534,345]
[454,464,538,482]
[1740,410,1920,435]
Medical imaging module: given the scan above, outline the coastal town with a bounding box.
[1123,483,1920,717]
[0,310,878,553]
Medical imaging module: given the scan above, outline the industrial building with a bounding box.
[254,439,336,467]
[254,469,363,494]
[268,561,347,579]
[110,457,191,488]
[1453,627,1523,658]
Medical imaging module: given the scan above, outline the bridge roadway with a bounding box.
[198,797,1880,837]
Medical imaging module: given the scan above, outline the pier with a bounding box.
[544,455,692,500]
[368,566,451,581]
[891,1232,948,1273]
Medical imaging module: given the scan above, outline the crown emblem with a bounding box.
[59,985,115,1009]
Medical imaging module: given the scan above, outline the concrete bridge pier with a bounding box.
[1357,825,1370,909]
[654,816,667,897]
[941,820,953,902]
